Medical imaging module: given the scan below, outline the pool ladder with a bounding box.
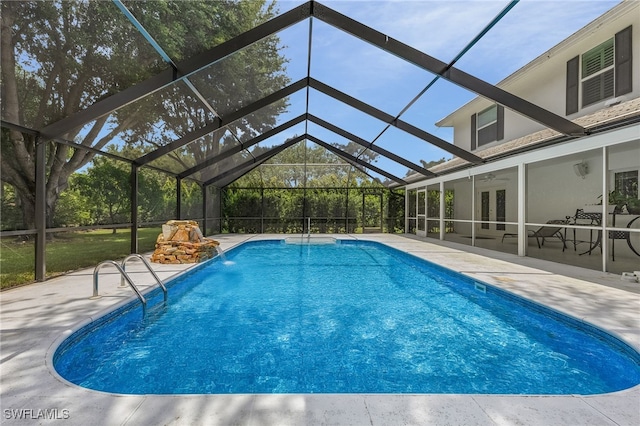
[92,254,168,311]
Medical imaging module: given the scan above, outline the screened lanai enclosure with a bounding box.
[2,0,639,287]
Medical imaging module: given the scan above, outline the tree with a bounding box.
[52,176,91,227]
[1,0,288,229]
[401,157,447,179]
[232,139,380,188]
[0,182,23,231]
[221,138,388,233]
[74,158,131,231]
[420,157,447,169]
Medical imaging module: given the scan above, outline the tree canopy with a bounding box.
[1,0,288,228]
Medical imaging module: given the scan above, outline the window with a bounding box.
[566,25,632,114]
[581,39,614,107]
[470,104,504,150]
[615,170,639,199]
[478,105,497,131]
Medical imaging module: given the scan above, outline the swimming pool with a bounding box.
[54,239,640,395]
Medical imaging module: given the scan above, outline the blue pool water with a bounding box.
[54,239,640,394]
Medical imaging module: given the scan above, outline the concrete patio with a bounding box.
[1,234,639,425]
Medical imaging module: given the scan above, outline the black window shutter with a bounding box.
[566,56,579,115]
[496,105,504,141]
[470,114,476,151]
[615,26,632,97]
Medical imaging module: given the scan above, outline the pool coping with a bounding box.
[1,233,639,425]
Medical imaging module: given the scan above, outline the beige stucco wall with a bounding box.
[441,1,640,153]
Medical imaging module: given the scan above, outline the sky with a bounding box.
[262,0,622,181]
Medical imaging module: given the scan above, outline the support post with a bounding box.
[176,177,182,220]
[379,191,384,231]
[130,164,139,254]
[345,187,350,233]
[219,188,223,234]
[362,191,365,232]
[602,147,608,272]
[471,176,476,245]
[202,184,208,236]
[404,187,409,234]
[35,138,46,281]
[518,163,527,257]
[439,182,445,240]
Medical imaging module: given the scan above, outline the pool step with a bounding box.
[284,236,338,245]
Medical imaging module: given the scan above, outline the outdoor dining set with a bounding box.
[502,208,640,261]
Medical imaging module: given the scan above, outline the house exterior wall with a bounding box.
[407,2,640,272]
[440,152,606,239]
[445,142,639,238]
[440,1,639,152]
[526,150,604,223]
[405,125,639,270]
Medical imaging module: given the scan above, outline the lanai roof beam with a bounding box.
[135,79,308,166]
[307,115,434,177]
[308,78,482,164]
[39,2,313,140]
[204,135,305,186]
[313,2,587,137]
[178,115,307,179]
[306,135,406,185]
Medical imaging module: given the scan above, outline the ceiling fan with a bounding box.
[478,173,510,182]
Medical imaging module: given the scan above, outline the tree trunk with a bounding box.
[16,186,61,230]
[16,190,35,230]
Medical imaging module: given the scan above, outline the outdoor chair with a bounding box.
[569,209,602,255]
[501,219,568,250]
[609,213,640,261]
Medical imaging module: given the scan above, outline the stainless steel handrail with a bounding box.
[92,261,146,309]
[120,254,168,301]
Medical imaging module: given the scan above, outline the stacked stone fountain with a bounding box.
[150,220,219,264]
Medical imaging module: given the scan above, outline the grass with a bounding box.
[0,228,160,290]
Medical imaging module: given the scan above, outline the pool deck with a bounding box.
[1,233,639,425]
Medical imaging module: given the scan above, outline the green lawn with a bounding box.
[0,228,159,290]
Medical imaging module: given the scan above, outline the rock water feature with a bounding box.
[150,220,219,264]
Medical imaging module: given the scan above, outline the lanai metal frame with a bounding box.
[1,0,594,280]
